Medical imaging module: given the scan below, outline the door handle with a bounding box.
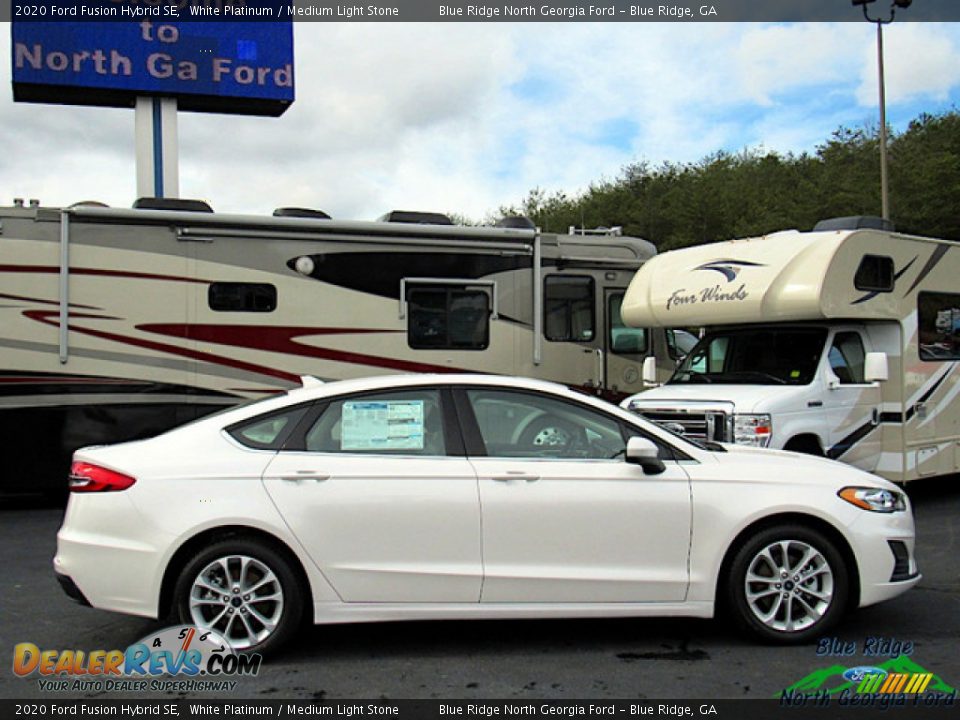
[492,473,540,483]
[277,472,329,483]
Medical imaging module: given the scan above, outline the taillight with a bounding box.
[68,462,136,493]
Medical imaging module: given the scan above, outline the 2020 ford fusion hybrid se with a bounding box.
[56,374,919,654]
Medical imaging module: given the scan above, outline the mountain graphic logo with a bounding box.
[778,655,955,698]
[693,259,766,282]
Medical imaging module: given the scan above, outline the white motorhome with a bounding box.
[0,198,685,495]
[620,216,960,483]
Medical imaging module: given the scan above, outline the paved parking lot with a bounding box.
[2,479,958,701]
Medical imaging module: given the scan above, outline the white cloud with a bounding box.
[734,24,863,106]
[856,23,960,107]
[2,21,959,222]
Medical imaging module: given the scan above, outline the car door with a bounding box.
[262,387,483,603]
[456,387,692,603]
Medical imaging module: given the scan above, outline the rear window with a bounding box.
[226,406,309,450]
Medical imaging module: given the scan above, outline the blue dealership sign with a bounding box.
[12,20,294,116]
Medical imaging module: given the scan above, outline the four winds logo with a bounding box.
[665,259,765,311]
[693,259,766,282]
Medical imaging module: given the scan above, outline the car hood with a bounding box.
[709,442,901,492]
[622,383,809,414]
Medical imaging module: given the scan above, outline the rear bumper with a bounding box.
[55,571,91,607]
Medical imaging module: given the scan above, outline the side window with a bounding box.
[465,388,624,460]
[608,292,648,356]
[544,275,595,342]
[828,332,867,384]
[919,292,960,361]
[227,406,309,450]
[666,328,699,361]
[209,283,277,312]
[304,389,446,456]
[407,286,489,350]
[854,255,895,293]
[688,336,727,374]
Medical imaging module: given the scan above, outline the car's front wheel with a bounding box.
[726,525,849,643]
[173,538,303,655]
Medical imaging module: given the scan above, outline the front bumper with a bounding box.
[847,506,920,608]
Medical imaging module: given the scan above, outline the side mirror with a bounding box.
[625,436,666,475]
[864,352,889,383]
[642,356,658,387]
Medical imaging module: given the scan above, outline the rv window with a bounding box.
[918,291,960,361]
[407,287,489,350]
[608,292,648,356]
[545,275,595,342]
[828,332,867,384]
[854,255,894,293]
[209,283,277,313]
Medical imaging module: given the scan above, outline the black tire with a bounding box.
[173,537,304,656]
[724,524,848,644]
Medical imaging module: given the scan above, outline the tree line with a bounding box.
[497,110,960,250]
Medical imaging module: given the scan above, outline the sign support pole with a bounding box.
[135,96,180,198]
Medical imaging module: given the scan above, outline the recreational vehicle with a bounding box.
[619,217,960,483]
[0,198,682,495]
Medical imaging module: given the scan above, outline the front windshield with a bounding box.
[670,327,827,385]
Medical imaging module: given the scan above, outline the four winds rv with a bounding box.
[0,198,681,495]
[620,216,960,483]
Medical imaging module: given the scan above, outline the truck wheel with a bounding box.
[173,538,303,655]
[725,525,848,643]
[784,437,824,456]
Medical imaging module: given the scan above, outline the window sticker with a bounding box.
[341,400,425,451]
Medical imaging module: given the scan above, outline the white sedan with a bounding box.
[56,374,919,654]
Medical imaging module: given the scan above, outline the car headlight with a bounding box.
[733,413,772,447]
[839,487,907,513]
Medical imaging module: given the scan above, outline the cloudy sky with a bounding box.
[2,21,959,222]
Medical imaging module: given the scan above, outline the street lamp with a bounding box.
[852,0,913,221]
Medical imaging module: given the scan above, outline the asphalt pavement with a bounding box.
[1,479,958,701]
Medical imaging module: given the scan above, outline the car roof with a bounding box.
[289,373,573,399]
[192,374,605,430]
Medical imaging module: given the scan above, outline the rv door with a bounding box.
[605,289,650,400]
[823,330,883,471]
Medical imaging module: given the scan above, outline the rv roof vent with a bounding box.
[377,210,454,225]
[69,200,110,208]
[813,216,895,233]
[495,216,536,230]
[133,197,213,213]
[273,207,331,220]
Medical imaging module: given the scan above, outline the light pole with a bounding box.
[852,0,913,221]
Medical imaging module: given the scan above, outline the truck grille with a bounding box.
[633,409,729,442]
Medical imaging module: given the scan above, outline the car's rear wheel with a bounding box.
[173,538,303,655]
[726,525,848,643]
